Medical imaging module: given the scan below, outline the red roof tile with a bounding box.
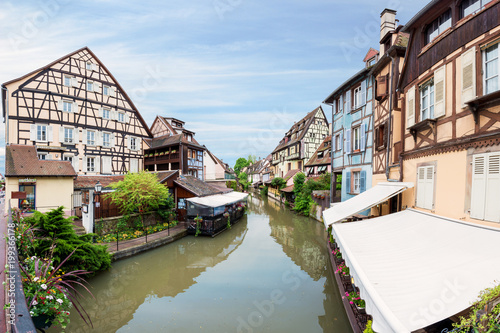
[74,175,125,189]
[5,145,76,177]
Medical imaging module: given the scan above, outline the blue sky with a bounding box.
[0,0,430,172]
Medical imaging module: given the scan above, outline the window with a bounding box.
[420,80,435,121]
[484,43,499,95]
[64,128,73,144]
[335,134,341,151]
[87,131,96,146]
[130,137,137,151]
[461,0,493,18]
[103,85,114,96]
[117,112,125,122]
[102,133,111,147]
[87,157,96,172]
[470,152,500,222]
[352,126,361,151]
[416,165,435,210]
[38,153,47,160]
[425,9,451,44]
[86,62,93,70]
[64,76,72,87]
[352,171,361,194]
[62,101,73,113]
[87,81,94,92]
[353,86,362,109]
[102,108,111,119]
[376,123,387,149]
[37,125,47,141]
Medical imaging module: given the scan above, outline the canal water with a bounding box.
[50,195,352,333]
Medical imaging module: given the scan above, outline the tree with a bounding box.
[271,177,286,189]
[238,172,250,191]
[234,157,250,176]
[105,171,173,226]
[293,172,306,197]
[247,154,257,164]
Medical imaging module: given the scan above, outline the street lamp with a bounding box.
[95,181,102,193]
[92,181,102,242]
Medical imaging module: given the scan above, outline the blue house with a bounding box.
[323,49,377,208]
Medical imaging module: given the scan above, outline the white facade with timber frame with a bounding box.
[1,47,152,175]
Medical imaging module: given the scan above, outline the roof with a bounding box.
[272,106,327,154]
[74,175,125,189]
[281,184,294,193]
[174,176,229,197]
[363,48,379,62]
[323,182,413,227]
[186,191,248,208]
[401,0,441,33]
[5,145,76,177]
[323,67,371,104]
[331,208,500,332]
[1,47,152,138]
[204,148,235,174]
[283,169,301,181]
[148,133,204,150]
[155,170,179,184]
[305,136,332,167]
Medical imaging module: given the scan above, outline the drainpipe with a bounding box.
[2,86,9,144]
[385,55,395,181]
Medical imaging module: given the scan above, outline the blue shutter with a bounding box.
[345,129,351,154]
[360,122,366,152]
[345,171,351,194]
[360,170,366,193]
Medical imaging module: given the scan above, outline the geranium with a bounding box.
[335,262,349,276]
[345,291,366,308]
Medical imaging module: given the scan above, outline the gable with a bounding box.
[151,117,172,138]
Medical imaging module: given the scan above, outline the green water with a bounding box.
[50,195,352,333]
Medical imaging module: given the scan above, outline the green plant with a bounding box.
[271,177,287,189]
[226,215,231,229]
[20,248,94,330]
[336,262,349,276]
[234,157,250,176]
[363,320,375,333]
[260,186,268,196]
[284,200,290,208]
[194,215,202,237]
[345,291,365,308]
[453,284,500,332]
[20,207,111,274]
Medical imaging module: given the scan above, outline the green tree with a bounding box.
[293,172,306,197]
[294,173,331,216]
[234,157,250,176]
[105,171,173,226]
[271,177,286,189]
[238,172,250,191]
[247,154,257,164]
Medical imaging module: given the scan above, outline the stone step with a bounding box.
[73,225,86,236]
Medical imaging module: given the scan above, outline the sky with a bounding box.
[0,0,430,173]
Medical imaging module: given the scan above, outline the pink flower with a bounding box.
[350,301,353,304]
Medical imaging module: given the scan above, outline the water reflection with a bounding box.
[49,195,351,333]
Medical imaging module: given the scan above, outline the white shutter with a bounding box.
[82,129,87,145]
[484,153,500,222]
[470,154,487,220]
[110,133,115,148]
[416,167,426,208]
[95,156,101,174]
[59,127,64,143]
[94,81,100,92]
[73,128,79,144]
[332,100,337,114]
[111,110,117,121]
[434,65,446,118]
[126,135,130,150]
[360,79,367,106]
[406,86,416,128]
[57,100,64,111]
[98,108,103,118]
[73,102,78,113]
[30,124,37,141]
[72,156,79,172]
[332,135,336,151]
[47,126,53,142]
[82,156,87,172]
[102,156,112,174]
[345,129,351,154]
[110,87,116,96]
[339,131,343,151]
[339,95,343,111]
[130,158,138,173]
[461,47,476,106]
[423,166,435,210]
[71,77,78,87]
[96,131,103,146]
[345,91,351,112]
[92,63,98,72]
[125,113,129,123]
[360,122,366,151]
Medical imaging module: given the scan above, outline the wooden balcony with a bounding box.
[144,153,180,165]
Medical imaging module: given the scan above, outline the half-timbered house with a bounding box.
[305,136,332,177]
[144,117,204,180]
[370,9,409,215]
[1,47,152,176]
[271,106,329,178]
[398,0,500,226]
[323,51,375,203]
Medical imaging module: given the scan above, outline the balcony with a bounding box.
[286,152,300,160]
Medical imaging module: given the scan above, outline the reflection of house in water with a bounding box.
[64,220,248,333]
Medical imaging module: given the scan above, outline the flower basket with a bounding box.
[32,314,55,329]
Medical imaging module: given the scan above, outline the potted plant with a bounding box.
[194,215,203,237]
[345,291,366,314]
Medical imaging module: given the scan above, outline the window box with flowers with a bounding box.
[344,291,366,314]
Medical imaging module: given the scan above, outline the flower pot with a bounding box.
[355,304,366,314]
[32,314,55,329]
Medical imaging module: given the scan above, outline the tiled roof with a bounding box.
[281,184,295,193]
[272,106,325,153]
[305,136,332,167]
[148,133,204,150]
[74,175,125,189]
[155,170,179,184]
[283,169,301,181]
[5,145,76,177]
[174,175,227,197]
[363,48,379,62]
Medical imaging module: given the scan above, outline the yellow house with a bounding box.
[398,0,500,227]
[5,145,76,215]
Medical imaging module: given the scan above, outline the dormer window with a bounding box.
[425,9,451,45]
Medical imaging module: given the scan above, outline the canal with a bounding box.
[50,195,352,333]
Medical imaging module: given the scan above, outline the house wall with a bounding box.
[3,48,150,175]
[6,177,73,215]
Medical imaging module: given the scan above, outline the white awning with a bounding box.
[323,182,413,228]
[331,209,500,332]
[186,192,248,208]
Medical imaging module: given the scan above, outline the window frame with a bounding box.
[63,127,74,144]
[87,130,96,146]
[102,107,111,120]
[420,79,435,121]
[86,81,94,92]
[425,9,452,45]
[130,137,137,151]
[352,171,361,194]
[102,132,111,147]
[353,85,363,109]
[63,76,72,87]
[117,112,126,123]
[352,126,361,152]
[37,125,47,142]
[62,100,73,113]
[87,157,95,172]
[483,43,499,95]
[460,0,493,19]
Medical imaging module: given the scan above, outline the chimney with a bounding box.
[380,9,397,43]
